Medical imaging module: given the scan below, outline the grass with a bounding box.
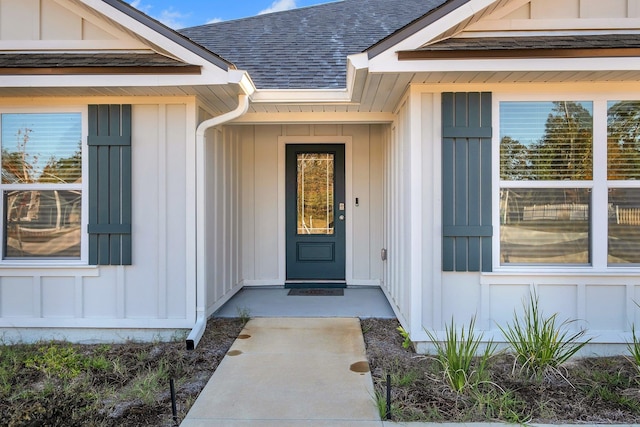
[426,316,496,393]
[499,292,591,381]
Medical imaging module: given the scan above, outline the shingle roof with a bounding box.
[179,0,447,90]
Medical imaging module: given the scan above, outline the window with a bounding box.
[607,101,640,264]
[498,97,640,268]
[1,112,82,260]
[499,101,593,265]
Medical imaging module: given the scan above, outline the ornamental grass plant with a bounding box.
[426,316,496,393]
[499,292,591,381]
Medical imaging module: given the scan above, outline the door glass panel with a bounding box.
[297,153,334,235]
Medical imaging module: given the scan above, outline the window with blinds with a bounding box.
[608,101,640,264]
[499,101,593,265]
[0,112,82,259]
[500,101,593,181]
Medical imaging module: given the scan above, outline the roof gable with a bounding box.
[0,0,232,77]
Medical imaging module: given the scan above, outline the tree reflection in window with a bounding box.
[1,113,82,259]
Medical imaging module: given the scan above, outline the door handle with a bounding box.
[339,215,345,221]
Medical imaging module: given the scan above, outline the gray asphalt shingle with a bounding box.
[418,34,640,51]
[179,0,446,89]
[0,53,194,68]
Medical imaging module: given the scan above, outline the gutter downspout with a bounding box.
[186,87,251,350]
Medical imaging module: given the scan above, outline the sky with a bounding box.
[127,0,335,29]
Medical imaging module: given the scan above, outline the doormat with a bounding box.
[288,288,344,296]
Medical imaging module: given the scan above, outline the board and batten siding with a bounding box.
[0,102,194,342]
[204,125,243,313]
[0,0,144,44]
[237,124,384,286]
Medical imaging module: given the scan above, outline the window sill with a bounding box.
[0,264,100,276]
[484,267,640,276]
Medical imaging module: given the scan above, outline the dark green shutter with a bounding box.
[87,105,132,265]
[442,93,492,272]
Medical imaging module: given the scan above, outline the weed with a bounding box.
[499,292,591,381]
[396,326,412,349]
[24,344,84,379]
[391,369,419,387]
[472,387,530,423]
[426,316,496,393]
[237,306,251,327]
[124,361,170,405]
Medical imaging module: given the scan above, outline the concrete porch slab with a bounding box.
[213,286,396,318]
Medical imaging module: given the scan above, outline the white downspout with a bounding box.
[186,91,250,350]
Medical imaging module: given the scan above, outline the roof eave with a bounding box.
[366,0,473,59]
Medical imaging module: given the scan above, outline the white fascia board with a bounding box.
[78,0,230,81]
[251,53,368,104]
[368,0,500,70]
[251,88,352,104]
[369,57,640,74]
[0,69,233,88]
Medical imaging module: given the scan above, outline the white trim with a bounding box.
[277,136,353,284]
[0,41,150,50]
[409,86,423,338]
[370,57,640,74]
[430,92,444,331]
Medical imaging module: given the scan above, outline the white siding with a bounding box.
[382,100,411,325]
[464,0,640,33]
[204,125,244,314]
[0,100,195,342]
[0,0,144,46]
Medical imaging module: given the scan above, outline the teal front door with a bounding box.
[286,144,346,281]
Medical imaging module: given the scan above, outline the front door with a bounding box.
[286,144,345,281]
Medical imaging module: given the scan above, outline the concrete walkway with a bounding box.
[181,317,381,426]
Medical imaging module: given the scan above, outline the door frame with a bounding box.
[278,136,353,284]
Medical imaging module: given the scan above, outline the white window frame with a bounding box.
[0,106,88,266]
[492,92,640,273]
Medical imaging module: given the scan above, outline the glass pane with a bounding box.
[500,101,593,181]
[297,153,334,235]
[500,188,590,264]
[608,101,640,180]
[609,188,640,264]
[1,113,82,184]
[5,190,81,258]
